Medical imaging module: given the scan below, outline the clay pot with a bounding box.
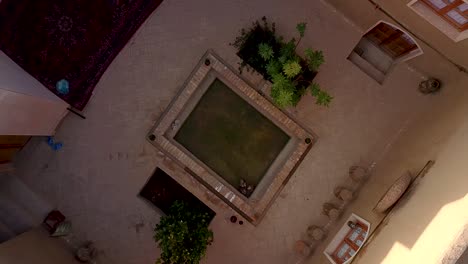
[349,166,368,182]
[322,203,340,220]
[419,78,441,94]
[294,240,311,257]
[307,225,325,241]
[334,187,354,202]
[230,216,238,223]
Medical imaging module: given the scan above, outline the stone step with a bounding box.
[0,172,52,239]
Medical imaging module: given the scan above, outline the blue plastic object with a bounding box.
[56,79,69,95]
[47,136,54,146]
[52,142,63,151]
[46,136,63,151]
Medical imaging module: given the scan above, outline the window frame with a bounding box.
[331,221,369,264]
[420,0,468,31]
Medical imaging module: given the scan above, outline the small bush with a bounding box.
[154,201,213,264]
[231,17,332,108]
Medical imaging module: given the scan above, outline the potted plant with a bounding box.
[154,201,214,264]
[231,17,332,108]
[418,78,441,94]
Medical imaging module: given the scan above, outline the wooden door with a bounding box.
[0,136,30,164]
[364,22,418,59]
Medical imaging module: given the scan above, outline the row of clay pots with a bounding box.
[293,166,369,262]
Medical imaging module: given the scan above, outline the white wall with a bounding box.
[0,51,69,135]
[0,89,68,135]
[353,93,468,264]
[0,228,79,264]
[0,51,64,102]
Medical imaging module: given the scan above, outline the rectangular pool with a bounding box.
[148,51,314,224]
[174,78,290,194]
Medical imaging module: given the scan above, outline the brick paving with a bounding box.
[149,51,314,225]
[13,0,430,263]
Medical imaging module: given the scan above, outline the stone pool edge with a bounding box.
[147,50,317,225]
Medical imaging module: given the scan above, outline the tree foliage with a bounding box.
[154,201,213,264]
[283,60,302,78]
[309,82,333,106]
[258,43,274,61]
[305,48,324,72]
[257,21,331,107]
[296,22,307,37]
[232,17,332,108]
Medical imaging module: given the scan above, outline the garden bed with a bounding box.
[231,17,332,107]
[236,22,317,83]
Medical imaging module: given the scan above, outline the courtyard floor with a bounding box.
[13,0,435,263]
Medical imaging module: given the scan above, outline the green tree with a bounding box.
[154,201,213,264]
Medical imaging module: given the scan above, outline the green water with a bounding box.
[175,79,290,191]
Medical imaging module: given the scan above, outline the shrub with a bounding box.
[231,17,333,107]
[154,201,213,264]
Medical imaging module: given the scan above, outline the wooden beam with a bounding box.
[380,31,404,45]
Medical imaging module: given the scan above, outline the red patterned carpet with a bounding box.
[0,0,163,110]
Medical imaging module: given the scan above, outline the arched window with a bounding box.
[348,21,423,83]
